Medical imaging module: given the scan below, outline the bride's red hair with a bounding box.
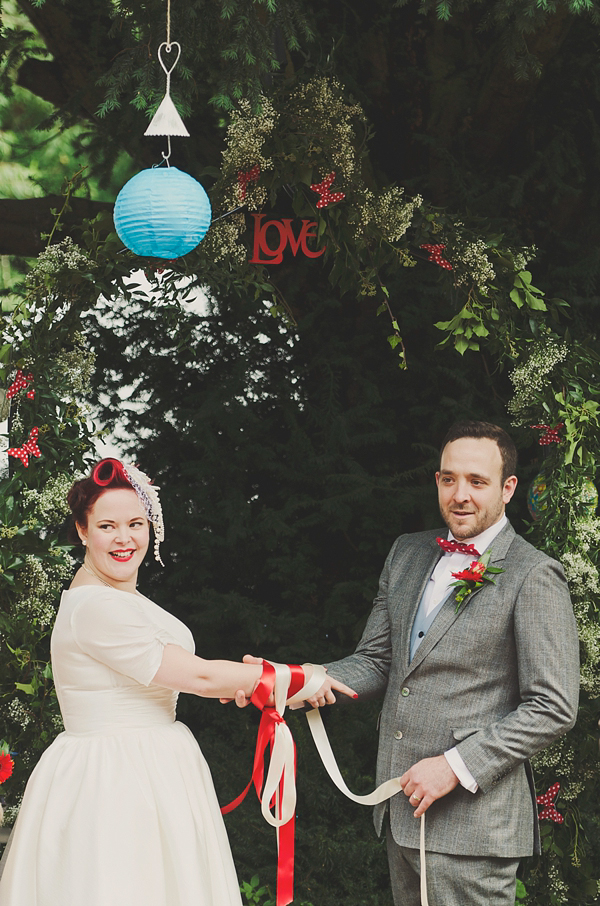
[67,459,133,544]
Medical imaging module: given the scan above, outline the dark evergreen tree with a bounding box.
[87,260,523,904]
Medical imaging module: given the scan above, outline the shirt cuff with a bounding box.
[444,747,479,793]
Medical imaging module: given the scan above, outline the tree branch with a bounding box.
[16,0,113,119]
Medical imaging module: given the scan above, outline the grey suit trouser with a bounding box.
[386,825,520,906]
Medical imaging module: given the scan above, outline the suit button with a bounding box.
[401,687,410,697]
[394,730,403,740]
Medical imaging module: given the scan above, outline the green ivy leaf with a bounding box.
[15,682,35,696]
[525,292,547,311]
[472,323,490,337]
[510,289,524,309]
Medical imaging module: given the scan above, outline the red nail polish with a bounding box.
[353,693,358,699]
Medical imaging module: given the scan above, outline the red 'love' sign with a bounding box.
[249,214,326,264]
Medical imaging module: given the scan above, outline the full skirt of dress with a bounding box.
[0,585,243,906]
[0,722,242,906]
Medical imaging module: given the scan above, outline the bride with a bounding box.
[0,458,353,905]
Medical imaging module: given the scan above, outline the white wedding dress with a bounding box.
[0,585,243,906]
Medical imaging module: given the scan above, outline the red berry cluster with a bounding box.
[420,243,453,271]
[238,164,261,201]
[536,782,563,823]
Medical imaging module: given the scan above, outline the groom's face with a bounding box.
[436,437,517,540]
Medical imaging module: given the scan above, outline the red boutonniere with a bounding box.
[451,550,503,611]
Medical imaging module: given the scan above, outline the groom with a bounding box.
[313,420,580,905]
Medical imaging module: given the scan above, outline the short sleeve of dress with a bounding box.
[70,590,177,686]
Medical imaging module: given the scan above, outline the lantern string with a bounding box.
[212,205,244,222]
[166,0,171,50]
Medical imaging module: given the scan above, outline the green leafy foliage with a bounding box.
[505,340,600,904]
[0,208,136,822]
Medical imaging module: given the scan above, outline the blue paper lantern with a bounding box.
[114,166,211,258]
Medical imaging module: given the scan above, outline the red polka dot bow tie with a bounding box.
[436,537,481,557]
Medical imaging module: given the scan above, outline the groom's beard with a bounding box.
[439,498,505,540]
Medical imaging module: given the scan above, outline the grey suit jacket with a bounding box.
[326,522,580,857]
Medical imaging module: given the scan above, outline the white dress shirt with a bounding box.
[433,514,508,793]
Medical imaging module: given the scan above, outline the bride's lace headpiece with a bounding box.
[92,459,165,565]
[122,463,165,566]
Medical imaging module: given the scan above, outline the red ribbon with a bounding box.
[7,427,42,467]
[221,663,305,906]
[310,172,345,208]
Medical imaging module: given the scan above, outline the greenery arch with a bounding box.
[1,15,600,906]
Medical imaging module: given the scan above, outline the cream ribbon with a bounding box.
[258,662,327,829]
[262,662,429,906]
[304,704,428,906]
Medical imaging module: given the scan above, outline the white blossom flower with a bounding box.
[25,238,91,284]
[6,698,32,729]
[561,550,600,597]
[22,474,73,525]
[508,340,569,425]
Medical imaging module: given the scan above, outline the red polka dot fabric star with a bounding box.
[6,369,34,399]
[310,172,345,208]
[536,782,564,823]
[420,243,453,271]
[7,427,42,468]
[531,424,563,446]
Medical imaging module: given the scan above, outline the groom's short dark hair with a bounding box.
[440,421,518,483]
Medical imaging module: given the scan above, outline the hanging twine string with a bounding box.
[166,0,171,49]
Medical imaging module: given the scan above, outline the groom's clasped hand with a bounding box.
[219,654,357,709]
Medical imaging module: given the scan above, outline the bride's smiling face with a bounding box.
[77,489,149,586]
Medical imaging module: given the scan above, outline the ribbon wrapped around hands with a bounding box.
[221,662,325,906]
[221,661,428,906]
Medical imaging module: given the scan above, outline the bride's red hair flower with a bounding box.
[0,753,14,784]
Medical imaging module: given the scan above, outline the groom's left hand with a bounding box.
[399,755,460,818]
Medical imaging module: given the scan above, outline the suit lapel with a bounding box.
[486,521,515,565]
[402,521,516,680]
[398,536,443,677]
